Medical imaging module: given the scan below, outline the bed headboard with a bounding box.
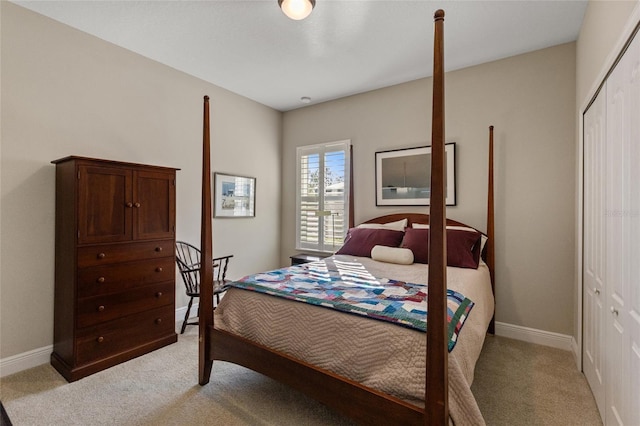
[361,213,473,230]
[361,213,490,263]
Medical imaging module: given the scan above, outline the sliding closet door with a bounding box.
[622,30,640,426]
[629,32,640,426]
[604,29,640,426]
[582,86,606,419]
[629,36,640,426]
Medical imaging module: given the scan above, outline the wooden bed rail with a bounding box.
[212,328,425,424]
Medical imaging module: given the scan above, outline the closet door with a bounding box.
[604,29,640,426]
[582,86,606,419]
[624,30,640,426]
[630,34,640,426]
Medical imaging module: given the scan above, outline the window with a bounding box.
[296,140,351,253]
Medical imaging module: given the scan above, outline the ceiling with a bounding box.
[13,0,588,112]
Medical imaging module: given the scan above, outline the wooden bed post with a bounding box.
[349,145,355,229]
[486,126,496,334]
[426,9,448,425]
[199,95,214,385]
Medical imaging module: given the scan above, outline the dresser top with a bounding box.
[51,156,180,171]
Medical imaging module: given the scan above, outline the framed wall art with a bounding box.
[375,143,456,206]
[213,172,256,217]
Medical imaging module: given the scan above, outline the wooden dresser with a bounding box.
[50,156,179,382]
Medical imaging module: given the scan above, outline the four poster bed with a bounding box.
[197,10,496,425]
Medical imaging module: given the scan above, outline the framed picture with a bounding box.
[213,172,256,217]
[375,143,456,206]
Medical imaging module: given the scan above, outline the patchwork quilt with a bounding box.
[231,258,474,351]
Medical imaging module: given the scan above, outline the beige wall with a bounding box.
[282,43,577,335]
[575,0,639,348]
[0,2,282,359]
[5,0,623,363]
[577,0,639,107]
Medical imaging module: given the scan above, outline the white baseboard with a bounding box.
[175,302,199,322]
[2,314,573,378]
[0,344,53,378]
[495,321,573,351]
[571,336,581,369]
[178,311,579,354]
[1,306,198,378]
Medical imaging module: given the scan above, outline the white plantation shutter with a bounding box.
[296,140,350,253]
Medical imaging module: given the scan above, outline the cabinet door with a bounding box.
[78,165,133,244]
[133,170,176,241]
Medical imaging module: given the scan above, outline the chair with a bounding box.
[175,241,234,334]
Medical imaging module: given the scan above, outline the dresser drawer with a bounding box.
[77,258,175,298]
[75,305,175,365]
[78,239,174,268]
[77,281,174,328]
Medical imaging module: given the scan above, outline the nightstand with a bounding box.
[290,253,330,266]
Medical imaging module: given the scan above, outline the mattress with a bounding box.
[214,254,494,425]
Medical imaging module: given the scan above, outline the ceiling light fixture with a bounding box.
[300,96,311,104]
[278,0,315,20]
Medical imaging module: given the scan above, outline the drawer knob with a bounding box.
[156,292,163,298]
[97,336,104,343]
[134,202,141,208]
[97,277,105,284]
[126,202,133,208]
[98,305,105,312]
[156,267,163,272]
[611,306,619,316]
[155,246,163,252]
[155,318,162,324]
[97,253,106,259]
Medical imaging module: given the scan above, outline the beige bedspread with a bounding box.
[214,254,494,425]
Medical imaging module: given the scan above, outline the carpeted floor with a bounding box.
[0,326,602,425]
[471,335,602,425]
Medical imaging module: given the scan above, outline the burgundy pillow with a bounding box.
[401,228,430,264]
[448,230,483,269]
[336,228,405,257]
[400,228,482,269]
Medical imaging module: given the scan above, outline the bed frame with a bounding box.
[197,10,496,425]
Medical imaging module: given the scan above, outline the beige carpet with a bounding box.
[0,327,602,425]
[471,335,602,426]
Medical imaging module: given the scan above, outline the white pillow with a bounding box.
[412,223,488,252]
[357,218,408,231]
[371,245,414,265]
